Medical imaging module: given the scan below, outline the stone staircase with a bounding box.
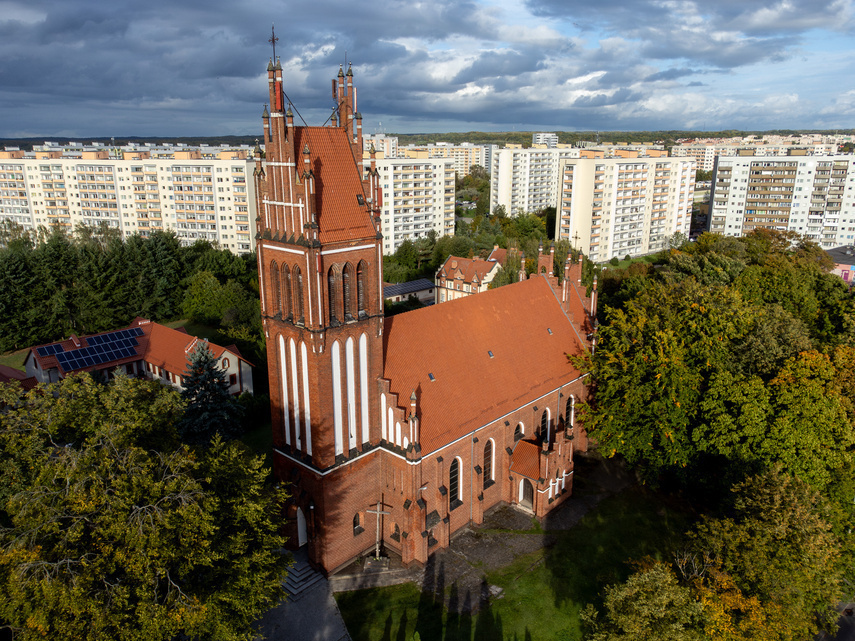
[284,548,325,599]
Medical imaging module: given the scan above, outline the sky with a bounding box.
[0,0,854,138]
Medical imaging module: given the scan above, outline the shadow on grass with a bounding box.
[337,560,506,641]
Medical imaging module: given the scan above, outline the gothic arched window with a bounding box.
[357,260,368,318]
[328,267,339,324]
[342,263,353,321]
[270,260,281,316]
[566,395,575,428]
[483,439,494,488]
[540,409,548,440]
[293,265,304,324]
[281,263,292,320]
[449,458,461,507]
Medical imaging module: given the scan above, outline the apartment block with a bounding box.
[673,139,840,172]
[400,142,487,177]
[0,142,256,253]
[709,155,855,247]
[491,147,581,215]
[363,134,398,158]
[370,156,456,254]
[555,156,695,262]
[532,132,559,148]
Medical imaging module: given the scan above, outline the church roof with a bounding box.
[382,276,587,455]
[292,126,376,245]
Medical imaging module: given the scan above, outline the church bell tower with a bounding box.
[254,53,386,559]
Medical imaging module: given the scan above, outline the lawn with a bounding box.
[0,348,29,371]
[335,487,691,641]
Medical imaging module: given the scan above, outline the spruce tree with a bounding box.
[178,341,243,445]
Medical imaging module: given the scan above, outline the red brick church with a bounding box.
[254,59,596,574]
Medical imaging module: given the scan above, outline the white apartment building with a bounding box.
[364,134,398,158]
[370,156,456,254]
[400,142,487,178]
[709,155,855,247]
[673,140,839,172]
[491,146,581,215]
[555,157,695,262]
[532,133,559,148]
[0,142,256,253]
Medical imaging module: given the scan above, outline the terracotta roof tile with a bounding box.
[293,127,377,245]
[0,364,37,390]
[383,277,586,455]
[510,440,541,480]
[437,256,499,285]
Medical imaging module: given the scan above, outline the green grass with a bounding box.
[0,348,28,371]
[164,319,222,342]
[335,487,691,641]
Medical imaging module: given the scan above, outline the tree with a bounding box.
[178,342,244,445]
[690,467,843,640]
[582,562,705,641]
[0,375,288,641]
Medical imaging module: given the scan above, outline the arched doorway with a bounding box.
[296,507,308,547]
[519,479,534,510]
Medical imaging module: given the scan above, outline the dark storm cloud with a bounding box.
[0,0,852,136]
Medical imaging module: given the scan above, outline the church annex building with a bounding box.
[254,59,595,574]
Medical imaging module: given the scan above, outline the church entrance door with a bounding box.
[296,507,307,547]
[520,479,534,510]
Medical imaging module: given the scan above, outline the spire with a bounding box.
[338,65,345,78]
[346,62,353,77]
[286,103,293,117]
[262,104,269,118]
[267,59,274,72]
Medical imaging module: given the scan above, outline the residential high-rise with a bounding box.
[0,144,256,253]
[555,156,695,261]
[532,133,559,148]
[709,155,855,246]
[490,146,580,215]
[371,155,455,254]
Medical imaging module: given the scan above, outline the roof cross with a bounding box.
[268,24,279,61]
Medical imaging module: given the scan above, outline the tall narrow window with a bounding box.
[357,260,367,317]
[281,264,292,319]
[294,265,304,324]
[449,458,461,507]
[328,267,338,324]
[514,423,523,441]
[270,260,282,316]
[342,263,353,321]
[540,410,548,440]
[483,440,494,488]
[566,395,575,427]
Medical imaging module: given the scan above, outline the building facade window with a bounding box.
[449,457,462,510]
[270,260,281,316]
[483,439,494,489]
[294,266,304,324]
[342,263,353,321]
[357,260,368,317]
[281,263,292,320]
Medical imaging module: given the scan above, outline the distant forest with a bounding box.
[2,129,853,152]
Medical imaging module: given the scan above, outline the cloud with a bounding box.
[0,0,851,136]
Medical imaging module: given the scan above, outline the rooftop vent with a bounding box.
[428,373,435,382]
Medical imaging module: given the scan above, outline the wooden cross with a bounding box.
[366,497,391,559]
